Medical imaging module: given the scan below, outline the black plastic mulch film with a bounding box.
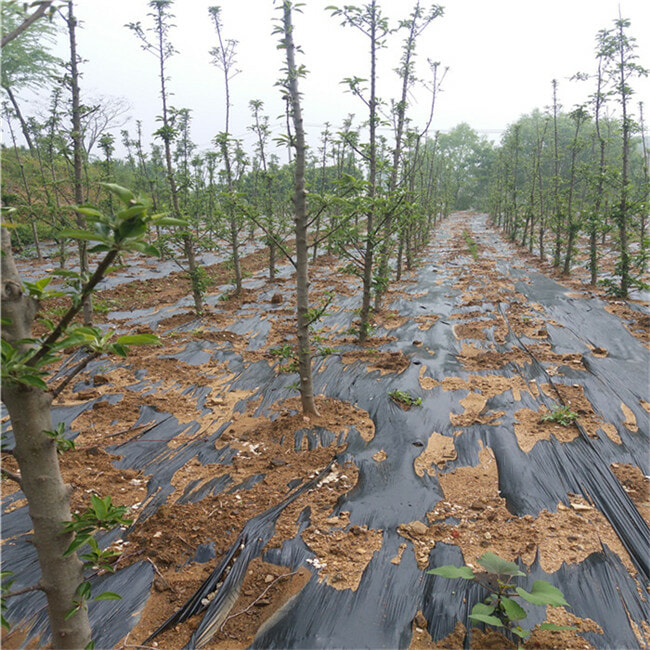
[2,214,648,648]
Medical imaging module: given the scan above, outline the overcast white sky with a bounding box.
[34,0,650,158]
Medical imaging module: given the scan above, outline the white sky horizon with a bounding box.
[11,0,650,160]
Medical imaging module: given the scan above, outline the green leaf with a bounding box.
[511,626,528,639]
[469,613,503,627]
[19,375,48,390]
[115,205,146,222]
[63,534,90,557]
[85,641,95,650]
[59,229,111,244]
[91,494,108,520]
[110,344,127,357]
[100,183,135,206]
[477,553,526,577]
[471,602,496,617]
[64,605,80,620]
[115,334,161,346]
[427,565,475,580]
[501,596,527,621]
[73,206,106,220]
[89,244,112,253]
[142,244,161,257]
[52,269,83,279]
[516,581,570,607]
[75,581,91,600]
[92,592,122,601]
[153,216,188,227]
[538,623,575,631]
[117,219,147,240]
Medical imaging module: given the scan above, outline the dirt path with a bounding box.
[2,213,649,649]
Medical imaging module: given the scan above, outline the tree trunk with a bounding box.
[282,2,318,416]
[4,85,34,150]
[67,0,92,325]
[1,228,92,649]
[358,1,379,344]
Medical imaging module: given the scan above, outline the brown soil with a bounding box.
[3,214,648,650]
[397,443,636,576]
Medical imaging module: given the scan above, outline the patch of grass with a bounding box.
[540,404,579,427]
[462,229,479,261]
[389,389,422,408]
[93,298,119,315]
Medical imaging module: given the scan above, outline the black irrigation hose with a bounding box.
[145,457,337,648]
[496,302,650,581]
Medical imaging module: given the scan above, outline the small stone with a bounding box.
[93,374,110,386]
[350,525,363,536]
[153,577,169,592]
[92,401,109,410]
[264,574,275,583]
[408,521,429,536]
[254,599,271,607]
[325,516,340,525]
[269,458,287,468]
[153,531,162,539]
[571,502,592,512]
[415,612,427,628]
[271,293,283,304]
[356,548,366,556]
[484,532,492,540]
[76,389,100,400]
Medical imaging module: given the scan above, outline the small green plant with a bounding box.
[428,553,573,646]
[462,229,479,261]
[43,423,76,454]
[23,277,65,301]
[62,495,132,620]
[306,291,335,326]
[92,298,118,315]
[540,404,579,427]
[269,344,299,372]
[189,266,213,298]
[1,571,14,630]
[371,273,389,296]
[347,322,376,338]
[389,389,422,408]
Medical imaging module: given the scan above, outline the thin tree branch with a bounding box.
[1,1,54,48]
[3,583,45,598]
[49,351,101,399]
[220,571,299,632]
[239,207,296,269]
[29,248,118,368]
[1,467,22,487]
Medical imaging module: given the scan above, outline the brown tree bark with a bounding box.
[1,228,92,649]
[67,0,93,325]
[281,1,318,416]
